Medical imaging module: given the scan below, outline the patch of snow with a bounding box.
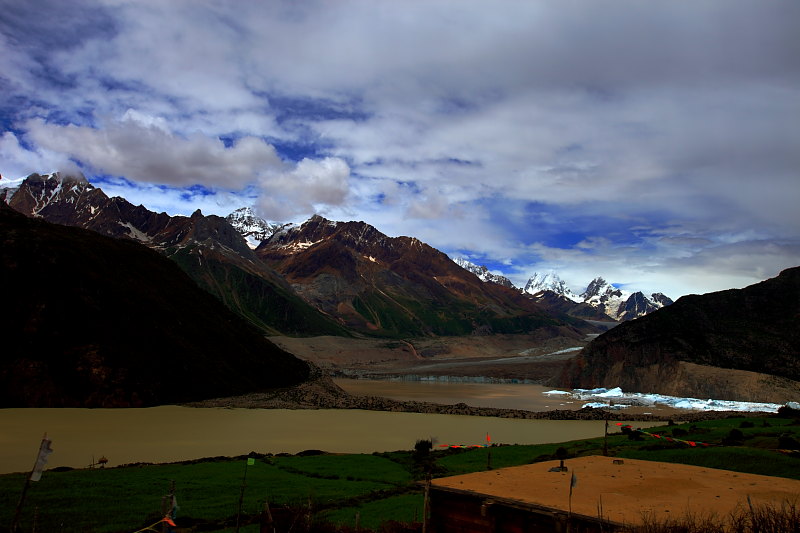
[285,240,320,252]
[119,222,152,242]
[244,235,261,249]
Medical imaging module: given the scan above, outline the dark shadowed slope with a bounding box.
[559,267,800,402]
[0,204,310,407]
[5,172,349,337]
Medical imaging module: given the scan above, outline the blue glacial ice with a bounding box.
[543,387,789,413]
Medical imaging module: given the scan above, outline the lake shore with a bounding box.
[185,376,761,422]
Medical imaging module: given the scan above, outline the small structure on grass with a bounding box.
[428,456,800,532]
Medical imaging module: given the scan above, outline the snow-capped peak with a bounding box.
[453,257,515,289]
[580,277,626,302]
[523,271,581,302]
[225,207,288,249]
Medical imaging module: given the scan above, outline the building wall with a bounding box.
[429,488,617,533]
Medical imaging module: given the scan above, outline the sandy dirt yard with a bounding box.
[431,456,800,527]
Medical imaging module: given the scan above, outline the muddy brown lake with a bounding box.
[333,378,578,411]
[0,407,660,475]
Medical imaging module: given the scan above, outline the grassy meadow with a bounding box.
[1,415,798,532]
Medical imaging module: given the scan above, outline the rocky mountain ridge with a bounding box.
[255,214,594,338]
[558,266,800,403]
[0,203,310,407]
[452,257,515,288]
[448,259,673,322]
[3,172,592,340]
[2,172,351,337]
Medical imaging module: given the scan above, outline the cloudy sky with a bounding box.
[1,0,798,298]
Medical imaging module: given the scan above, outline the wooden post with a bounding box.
[161,480,175,533]
[10,473,32,532]
[422,473,431,533]
[261,496,275,533]
[603,416,609,456]
[11,435,52,533]
[235,459,251,533]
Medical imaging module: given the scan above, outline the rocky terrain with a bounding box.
[187,375,757,423]
[559,266,800,403]
[257,214,594,338]
[0,204,310,407]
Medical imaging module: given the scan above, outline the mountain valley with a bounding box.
[2,172,798,408]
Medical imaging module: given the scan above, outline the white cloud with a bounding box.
[0,132,79,179]
[256,157,351,220]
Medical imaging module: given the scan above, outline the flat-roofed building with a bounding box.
[428,456,800,532]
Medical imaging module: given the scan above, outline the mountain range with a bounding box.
[2,172,593,341]
[452,259,673,322]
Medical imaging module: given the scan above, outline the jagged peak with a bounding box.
[523,270,580,302]
[453,257,516,289]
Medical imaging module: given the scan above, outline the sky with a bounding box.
[1,0,798,298]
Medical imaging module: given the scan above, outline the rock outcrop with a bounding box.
[558,267,800,402]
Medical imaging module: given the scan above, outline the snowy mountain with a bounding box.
[452,261,671,322]
[225,207,289,249]
[580,277,672,321]
[452,257,515,288]
[523,271,581,302]
[517,272,673,322]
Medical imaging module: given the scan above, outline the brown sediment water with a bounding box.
[334,378,577,411]
[0,407,661,475]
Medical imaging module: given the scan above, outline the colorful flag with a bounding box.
[31,436,53,482]
[247,458,255,466]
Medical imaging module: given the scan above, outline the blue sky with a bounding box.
[1,0,798,297]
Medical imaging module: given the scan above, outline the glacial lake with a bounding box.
[0,407,660,475]
[333,378,578,411]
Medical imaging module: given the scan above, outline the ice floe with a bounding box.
[543,387,788,413]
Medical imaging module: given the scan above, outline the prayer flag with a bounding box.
[30,436,53,482]
[247,458,255,466]
[570,472,578,488]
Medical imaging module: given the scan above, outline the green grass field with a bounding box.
[2,415,799,532]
